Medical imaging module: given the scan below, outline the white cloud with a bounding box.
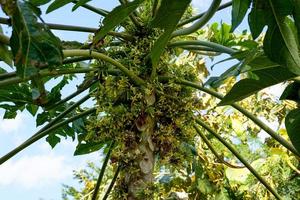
[0,113,25,134]
[0,154,73,189]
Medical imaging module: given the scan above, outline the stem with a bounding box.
[0,71,15,80]
[177,1,233,27]
[0,68,97,87]
[168,40,236,55]
[92,141,115,200]
[0,17,96,32]
[177,45,222,52]
[0,17,132,40]
[63,49,145,86]
[195,125,245,169]
[102,164,121,200]
[107,31,135,41]
[72,0,108,17]
[0,94,94,165]
[189,50,221,56]
[0,48,144,86]
[158,77,300,158]
[0,106,96,165]
[0,56,92,81]
[194,120,283,200]
[172,0,222,37]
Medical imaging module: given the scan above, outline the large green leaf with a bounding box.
[285,109,300,154]
[46,0,73,13]
[219,66,296,105]
[93,0,144,44]
[265,0,300,75]
[0,75,36,118]
[206,50,279,88]
[279,82,300,103]
[248,0,273,39]
[246,54,280,71]
[74,141,106,156]
[29,0,51,6]
[0,26,12,66]
[150,0,191,66]
[231,0,251,32]
[10,1,63,78]
[293,0,300,42]
[46,134,61,148]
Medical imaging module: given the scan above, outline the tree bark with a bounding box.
[126,115,155,200]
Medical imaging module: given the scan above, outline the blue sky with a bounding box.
[0,0,258,199]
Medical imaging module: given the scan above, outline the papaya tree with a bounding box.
[0,0,299,199]
[62,88,300,199]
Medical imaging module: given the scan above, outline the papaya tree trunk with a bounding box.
[126,115,155,200]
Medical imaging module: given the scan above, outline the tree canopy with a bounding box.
[0,0,300,199]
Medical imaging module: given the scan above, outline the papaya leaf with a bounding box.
[246,54,280,71]
[0,26,12,66]
[46,134,61,148]
[219,66,297,106]
[248,0,273,39]
[279,82,300,103]
[206,50,279,88]
[150,0,191,66]
[265,0,300,75]
[72,0,92,11]
[26,104,39,116]
[29,0,51,6]
[10,1,63,78]
[285,109,300,154]
[74,141,105,156]
[93,0,145,44]
[231,0,251,32]
[292,0,300,42]
[46,0,73,13]
[0,80,39,118]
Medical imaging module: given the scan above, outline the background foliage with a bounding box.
[0,0,299,199]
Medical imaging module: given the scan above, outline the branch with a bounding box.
[91,141,115,200]
[0,67,97,87]
[194,120,283,200]
[195,125,245,169]
[0,17,133,41]
[0,45,143,86]
[177,1,233,27]
[175,45,222,53]
[168,40,236,55]
[0,56,93,81]
[158,77,300,158]
[102,164,121,200]
[171,0,222,37]
[63,49,145,86]
[286,158,300,175]
[72,0,108,17]
[0,106,96,165]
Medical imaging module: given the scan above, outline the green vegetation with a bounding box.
[0,0,299,199]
